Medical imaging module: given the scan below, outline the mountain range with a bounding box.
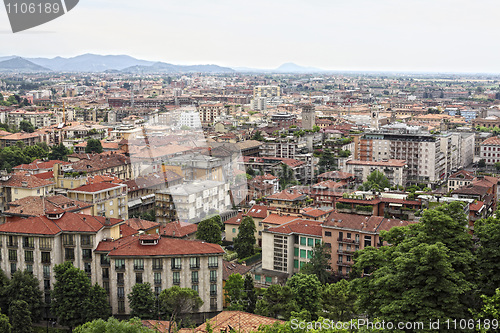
[0,54,326,73]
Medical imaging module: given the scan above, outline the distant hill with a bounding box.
[275,62,325,73]
[121,62,235,74]
[0,57,51,72]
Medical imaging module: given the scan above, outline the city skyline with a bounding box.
[1,0,500,73]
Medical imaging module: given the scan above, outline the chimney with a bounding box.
[105,217,110,225]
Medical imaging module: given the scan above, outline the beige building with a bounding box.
[253,86,280,98]
[0,174,55,212]
[346,159,407,187]
[67,182,128,220]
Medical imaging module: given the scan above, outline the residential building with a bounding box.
[198,103,224,126]
[0,174,55,212]
[346,159,407,187]
[266,189,308,214]
[67,182,128,220]
[448,170,475,192]
[480,136,500,165]
[254,86,280,98]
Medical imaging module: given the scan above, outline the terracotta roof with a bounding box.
[222,260,252,280]
[120,224,139,237]
[1,174,55,188]
[4,195,92,217]
[317,170,354,180]
[346,159,407,167]
[195,311,284,333]
[481,136,500,146]
[267,189,306,201]
[142,320,177,332]
[246,205,268,219]
[267,219,322,237]
[70,153,130,173]
[125,218,160,231]
[225,213,244,225]
[70,182,124,193]
[33,171,54,180]
[13,159,70,171]
[449,169,475,180]
[86,175,123,184]
[324,212,413,232]
[301,207,334,218]
[160,221,197,238]
[105,237,224,257]
[262,213,298,225]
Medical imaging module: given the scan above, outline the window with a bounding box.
[100,254,110,266]
[43,265,50,278]
[171,258,181,270]
[62,234,74,246]
[265,276,272,283]
[190,257,200,269]
[315,239,321,245]
[102,268,109,279]
[307,238,313,247]
[9,250,17,261]
[338,255,343,263]
[8,235,18,247]
[191,271,199,283]
[10,263,16,274]
[64,248,74,260]
[294,259,299,268]
[23,236,34,248]
[210,284,217,296]
[364,235,372,247]
[82,249,92,260]
[307,250,313,259]
[134,259,144,270]
[155,287,162,296]
[232,228,236,233]
[39,238,52,250]
[210,270,217,282]
[117,273,124,284]
[294,247,299,256]
[44,280,50,290]
[338,232,343,240]
[154,272,161,285]
[210,298,217,310]
[117,287,125,299]
[347,233,351,239]
[81,235,92,247]
[25,250,33,262]
[173,271,180,285]
[254,274,261,281]
[300,249,306,258]
[192,285,198,292]
[355,234,360,243]
[208,256,218,268]
[103,281,110,294]
[136,273,143,284]
[118,300,125,313]
[153,258,163,270]
[300,237,306,245]
[26,264,33,273]
[115,259,125,270]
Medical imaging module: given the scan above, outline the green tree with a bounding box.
[51,262,93,330]
[252,130,264,141]
[23,143,50,160]
[320,279,356,321]
[361,170,390,191]
[475,214,500,296]
[9,300,32,333]
[48,143,70,161]
[0,146,31,172]
[286,273,322,320]
[83,284,111,323]
[196,217,221,244]
[317,149,336,174]
[0,313,11,333]
[234,216,256,259]
[495,162,500,172]
[478,159,486,168]
[159,286,203,325]
[85,139,103,154]
[19,120,35,133]
[0,268,9,314]
[352,202,474,325]
[74,317,155,333]
[128,283,157,319]
[255,285,299,320]
[6,270,43,323]
[473,288,500,333]
[244,274,257,313]
[224,274,245,311]
[300,242,330,284]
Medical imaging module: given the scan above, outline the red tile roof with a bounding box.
[160,221,197,238]
[246,205,268,219]
[324,212,413,232]
[225,213,244,225]
[195,311,284,333]
[70,182,124,193]
[222,260,252,280]
[262,214,298,225]
[125,218,160,231]
[481,136,500,146]
[1,174,55,188]
[267,219,322,236]
[5,195,92,217]
[267,189,306,201]
[13,159,69,171]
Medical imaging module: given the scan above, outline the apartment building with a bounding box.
[95,235,224,315]
[322,213,414,276]
[448,170,475,192]
[67,182,128,220]
[253,85,280,98]
[346,159,407,187]
[0,174,55,212]
[359,124,445,185]
[266,189,308,215]
[480,136,500,165]
[198,103,224,126]
[0,212,123,310]
[67,153,133,180]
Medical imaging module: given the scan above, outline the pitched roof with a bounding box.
[449,169,475,180]
[195,311,284,333]
[225,213,244,225]
[105,237,224,257]
[13,159,70,171]
[5,195,92,217]
[246,205,268,219]
[267,189,306,201]
[267,219,322,237]
[222,260,252,280]
[324,212,413,233]
[125,218,160,231]
[262,213,298,225]
[317,170,355,180]
[1,174,55,188]
[481,136,500,146]
[70,182,124,193]
[160,221,197,238]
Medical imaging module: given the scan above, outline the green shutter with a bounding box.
[294,247,299,256]
[307,238,313,246]
[300,237,306,245]
[294,259,299,268]
[300,249,306,258]
[254,274,261,281]
[265,276,272,283]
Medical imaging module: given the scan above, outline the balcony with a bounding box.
[337,249,355,255]
[337,261,353,267]
[190,264,200,270]
[7,241,18,248]
[337,238,359,245]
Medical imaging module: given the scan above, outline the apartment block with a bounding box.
[346,159,407,187]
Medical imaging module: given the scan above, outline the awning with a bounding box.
[141,194,155,201]
[388,203,403,207]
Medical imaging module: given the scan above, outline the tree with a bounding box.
[52,262,97,331]
[300,242,331,284]
[495,162,500,172]
[0,313,11,333]
[320,279,356,321]
[196,217,221,244]
[23,143,49,160]
[6,270,43,323]
[234,216,256,259]
[473,288,500,333]
[0,268,9,314]
[19,120,35,133]
[244,274,257,313]
[352,202,475,325]
[74,317,156,333]
[475,214,500,296]
[159,286,203,325]
[48,143,70,161]
[9,300,32,333]
[361,170,390,191]
[252,130,264,141]
[255,285,299,320]
[224,274,245,311]
[128,283,157,319]
[317,149,336,174]
[85,139,103,154]
[478,159,486,168]
[286,274,322,320]
[83,284,111,323]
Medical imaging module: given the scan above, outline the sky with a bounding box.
[0,0,499,73]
